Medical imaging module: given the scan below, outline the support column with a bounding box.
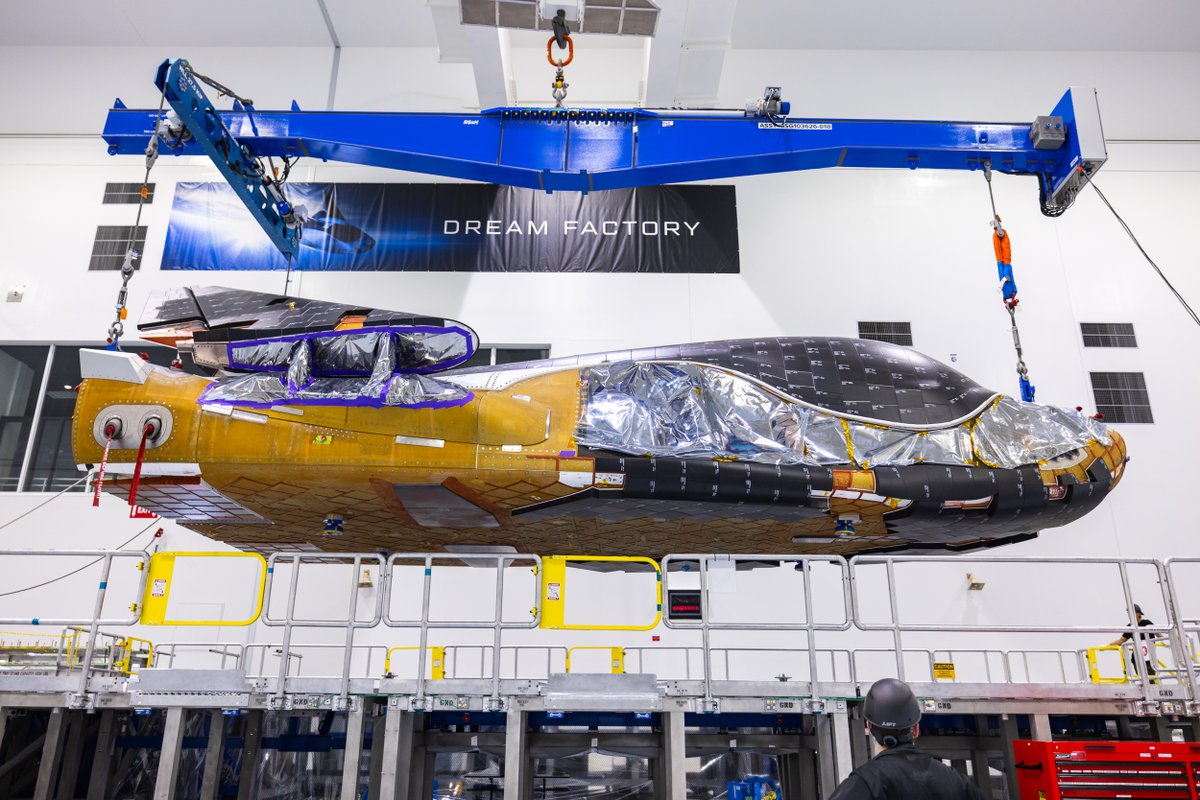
[86,711,117,800]
[970,715,992,797]
[814,715,840,798]
[379,708,418,800]
[153,708,187,800]
[1031,713,1053,742]
[236,711,263,800]
[661,711,686,800]
[55,712,88,800]
[650,740,665,798]
[999,714,1021,800]
[1150,716,1174,743]
[847,707,871,770]
[830,710,853,783]
[34,709,69,800]
[340,701,369,800]
[504,710,533,800]
[199,711,226,800]
[367,710,386,800]
[414,748,436,800]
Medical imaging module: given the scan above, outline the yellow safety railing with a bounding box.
[565,646,625,675]
[117,636,155,675]
[384,646,445,680]
[1086,641,1174,684]
[539,556,662,631]
[67,628,80,669]
[139,552,267,626]
[0,629,74,653]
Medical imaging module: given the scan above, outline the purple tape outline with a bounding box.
[226,325,477,376]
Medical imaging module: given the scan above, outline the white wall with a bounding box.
[0,45,1197,680]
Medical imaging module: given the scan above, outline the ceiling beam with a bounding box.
[642,0,737,108]
[464,25,514,109]
[427,0,472,63]
[640,0,687,107]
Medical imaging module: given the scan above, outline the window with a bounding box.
[0,346,51,492]
[1090,372,1154,424]
[1081,323,1137,348]
[89,226,146,271]
[102,182,155,204]
[857,322,913,347]
[460,345,552,369]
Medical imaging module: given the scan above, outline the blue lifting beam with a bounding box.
[103,58,1107,259]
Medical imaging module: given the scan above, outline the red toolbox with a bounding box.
[1013,740,1200,799]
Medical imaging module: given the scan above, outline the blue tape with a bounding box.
[31,618,39,625]
[267,566,274,573]
[99,581,107,589]
[425,567,432,576]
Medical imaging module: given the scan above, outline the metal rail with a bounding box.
[0,549,1197,715]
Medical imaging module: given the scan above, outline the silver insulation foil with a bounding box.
[577,361,1110,469]
[396,332,469,370]
[386,374,471,406]
[229,338,295,368]
[285,340,312,392]
[202,339,468,410]
[312,331,386,373]
[360,333,397,398]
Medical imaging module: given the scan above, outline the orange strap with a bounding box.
[992,229,1011,263]
[547,35,574,67]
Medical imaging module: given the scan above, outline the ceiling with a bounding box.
[1,0,1197,50]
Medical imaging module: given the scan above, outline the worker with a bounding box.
[830,678,983,800]
[992,216,1017,309]
[1107,603,1158,681]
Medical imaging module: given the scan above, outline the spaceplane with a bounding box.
[72,287,1125,556]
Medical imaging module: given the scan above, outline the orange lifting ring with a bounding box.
[547,35,574,67]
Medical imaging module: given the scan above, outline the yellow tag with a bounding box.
[312,434,333,445]
[933,662,956,680]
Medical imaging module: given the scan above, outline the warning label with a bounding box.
[546,583,561,601]
[151,579,167,598]
[932,662,956,680]
[757,122,833,131]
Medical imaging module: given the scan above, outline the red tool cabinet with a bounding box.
[1013,740,1200,799]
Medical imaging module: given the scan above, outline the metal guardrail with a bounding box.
[2,549,1199,711]
[847,554,1186,708]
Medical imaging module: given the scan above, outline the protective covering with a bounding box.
[311,329,387,373]
[200,372,470,409]
[285,340,312,392]
[972,396,1111,466]
[228,338,294,369]
[225,325,475,375]
[397,331,470,370]
[577,361,1110,469]
[202,324,474,409]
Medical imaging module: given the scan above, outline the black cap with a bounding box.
[864,678,922,730]
[1134,604,1143,615]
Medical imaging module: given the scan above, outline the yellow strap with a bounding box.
[839,419,858,467]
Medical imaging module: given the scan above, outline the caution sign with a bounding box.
[932,662,956,680]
